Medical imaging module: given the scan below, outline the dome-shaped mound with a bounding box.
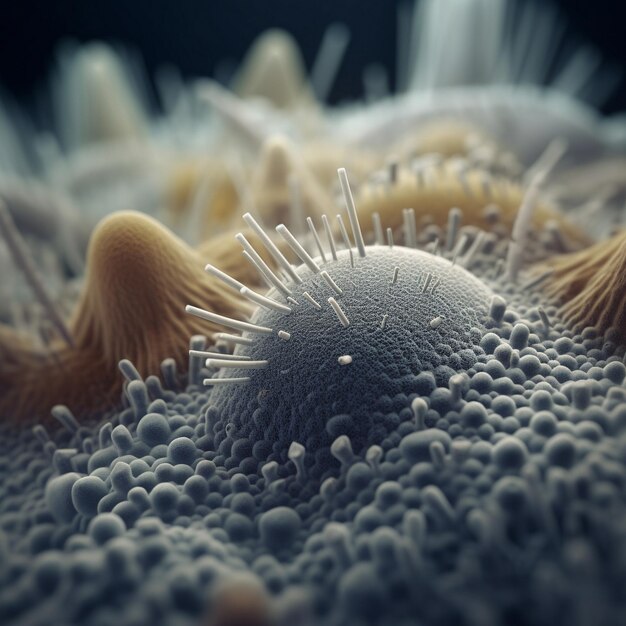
[206,244,494,465]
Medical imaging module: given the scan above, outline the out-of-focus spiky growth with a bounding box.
[250,135,334,231]
[537,229,626,342]
[54,42,148,148]
[354,158,591,250]
[166,140,376,240]
[167,159,240,237]
[0,211,247,424]
[390,117,511,163]
[232,29,315,110]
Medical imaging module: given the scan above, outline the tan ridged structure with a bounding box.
[537,229,626,341]
[389,118,508,162]
[0,211,269,425]
[231,29,315,110]
[354,159,592,249]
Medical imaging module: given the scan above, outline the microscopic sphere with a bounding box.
[210,245,494,465]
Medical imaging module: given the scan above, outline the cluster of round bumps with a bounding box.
[2,245,626,625]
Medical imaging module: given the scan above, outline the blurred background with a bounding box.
[1,0,625,113]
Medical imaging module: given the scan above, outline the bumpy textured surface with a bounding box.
[2,239,626,626]
[210,246,493,468]
[2,3,626,624]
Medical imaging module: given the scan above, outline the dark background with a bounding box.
[1,0,625,114]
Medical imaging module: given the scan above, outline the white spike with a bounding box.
[237,234,293,297]
[321,271,343,295]
[206,359,269,370]
[278,330,291,341]
[380,313,388,330]
[336,214,352,250]
[403,208,417,248]
[322,214,338,261]
[337,167,366,257]
[240,250,281,294]
[242,212,302,284]
[429,316,444,329]
[240,286,292,314]
[386,227,394,248]
[307,217,327,263]
[372,212,384,245]
[311,23,350,102]
[189,350,251,361]
[422,273,433,294]
[276,224,321,274]
[205,264,245,292]
[303,291,322,310]
[460,231,486,267]
[214,332,253,346]
[288,176,307,236]
[186,305,273,335]
[328,297,350,328]
[446,207,462,252]
[203,377,250,386]
[525,138,568,186]
[451,233,468,264]
[391,267,399,285]
[506,183,541,281]
[206,358,269,370]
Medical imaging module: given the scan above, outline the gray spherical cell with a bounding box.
[167,437,197,465]
[530,411,558,436]
[399,429,452,463]
[519,354,541,377]
[492,476,529,513]
[149,482,180,514]
[460,401,488,428]
[71,475,108,517]
[225,512,254,541]
[492,436,528,470]
[545,433,577,468]
[339,562,388,618]
[44,472,83,523]
[604,361,626,384]
[136,412,171,447]
[259,506,301,549]
[88,513,126,545]
[33,551,66,594]
[209,246,493,457]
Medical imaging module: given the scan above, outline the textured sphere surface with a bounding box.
[211,246,494,457]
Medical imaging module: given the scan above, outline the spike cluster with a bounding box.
[184,172,494,460]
